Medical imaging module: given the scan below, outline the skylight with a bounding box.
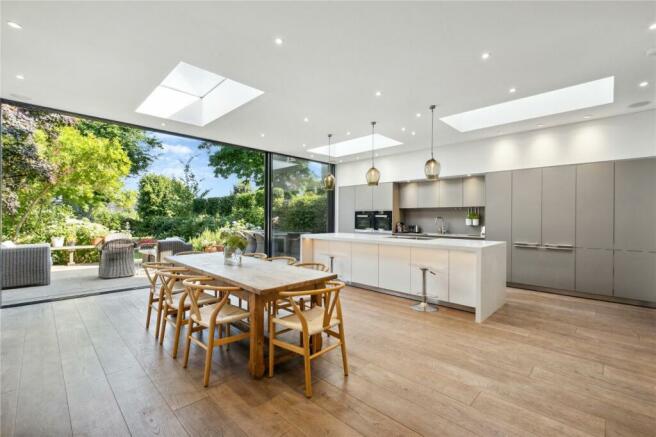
[136,62,263,127]
[308,134,402,158]
[440,76,615,132]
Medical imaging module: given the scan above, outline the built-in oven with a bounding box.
[354,211,374,231]
[373,211,393,232]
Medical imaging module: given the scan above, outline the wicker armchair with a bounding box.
[98,238,137,279]
[156,239,193,262]
[0,243,51,289]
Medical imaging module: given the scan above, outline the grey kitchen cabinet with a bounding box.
[485,171,512,281]
[614,250,656,302]
[542,165,575,246]
[538,248,575,290]
[354,184,373,211]
[614,158,656,251]
[576,162,614,249]
[439,178,463,207]
[576,248,613,296]
[511,168,542,245]
[463,176,486,207]
[338,186,355,233]
[511,246,542,285]
[399,182,418,209]
[417,181,440,208]
[372,182,393,210]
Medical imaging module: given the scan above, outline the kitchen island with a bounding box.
[300,233,506,322]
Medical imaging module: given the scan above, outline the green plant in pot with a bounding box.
[465,211,476,226]
[219,224,247,265]
[471,211,480,226]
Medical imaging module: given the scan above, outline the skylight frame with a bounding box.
[308,133,403,158]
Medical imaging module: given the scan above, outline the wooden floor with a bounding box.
[1,286,655,437]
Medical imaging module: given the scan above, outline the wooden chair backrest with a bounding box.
[182,277,241,324]
[295,262,329,272]
[276,280,345,332]
[157,267,198,306]
[142,262,174,287]
[267,256,297,265]
[243,252,267,259]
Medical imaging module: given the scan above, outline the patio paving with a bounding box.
[0,263,149,307]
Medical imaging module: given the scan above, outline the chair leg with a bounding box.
[226,323,231,351]
[268,319,275,378]
[303,335,312,398]
[159,305,168,345]
[183,321,193,368]
[154,298,163,339]
[338,324,349,376]
[203,326,215,387]
[172,310,184,358]
[146,291,154,329]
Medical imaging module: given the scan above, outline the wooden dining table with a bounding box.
[165,252,337,378]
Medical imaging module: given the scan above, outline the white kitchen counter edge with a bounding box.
[301,233,505,252]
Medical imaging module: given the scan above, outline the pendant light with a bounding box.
[365,121,380,186]
[424,104,441,180]
[323,133,336,191]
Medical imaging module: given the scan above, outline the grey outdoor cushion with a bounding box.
[0,243,51,289]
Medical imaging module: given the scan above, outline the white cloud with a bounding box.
[161,143,193,155]
[158,166,185,178]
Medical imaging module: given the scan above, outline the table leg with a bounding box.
[68,250,76,266]
[248,293,265,378]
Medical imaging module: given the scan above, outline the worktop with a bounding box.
[301,233,507,322]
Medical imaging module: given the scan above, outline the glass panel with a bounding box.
[271,154,331,260]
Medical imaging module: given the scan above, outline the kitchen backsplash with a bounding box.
[400,208,485,235]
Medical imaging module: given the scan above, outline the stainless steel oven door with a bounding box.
[373,212,392,231]
[355,212,373,230]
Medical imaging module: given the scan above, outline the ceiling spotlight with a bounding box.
[346,131,351,136]
[583,115,591,119]
[260,133,265,137]
[509,87,516,94]
[160,122,166,127]
[339,160,343,163]
[274,37,283,45]
[411,131,416,136]
[303,117,309,122]
[639,81,649,88]
[7,21,22,29]
[466,174,472,177]
[302,143,306,148]
[481,52,491,60]
[537,124,544,127]
[650,23,656,31]
[375,91,382,97]
[15,74,24,80]
[310,154,314,158]
[401,127,406,132]
[416,113,421,118]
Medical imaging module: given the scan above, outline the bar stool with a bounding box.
[412,266,438,312]
[319,253,336,273]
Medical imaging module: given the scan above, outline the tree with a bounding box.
[10,126,131,237]
[76,119,162,175]
[199,142,265,187]
[180,155,208,199]
[137,174,194,219]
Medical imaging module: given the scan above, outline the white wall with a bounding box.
[336,109,656,186]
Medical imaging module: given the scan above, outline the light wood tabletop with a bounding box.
[166,252,337,378]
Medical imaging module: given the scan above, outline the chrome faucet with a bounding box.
[435,216,447,234]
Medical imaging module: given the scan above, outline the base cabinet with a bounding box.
[311,240,352,283]
[575,248,613,296]
[511,246,542,285]
[539,249,575,291]
[379,245,411,293]
[351,243,379,287]
[449,251,477,307]
[613,251,656,302]
[410,247,448,301]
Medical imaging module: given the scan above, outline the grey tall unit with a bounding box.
[613,158,656,302]
[485,171,512,280]
[354,184,373,210]
[511,168,543,286]
[575,162,614,295]
[338,186,356,233]
[372,183,394,210]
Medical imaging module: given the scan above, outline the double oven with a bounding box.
[354,211,392,233]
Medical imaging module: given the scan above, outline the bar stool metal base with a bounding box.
[411,301,438,312]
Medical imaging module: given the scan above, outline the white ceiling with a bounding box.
[2,1,655,163]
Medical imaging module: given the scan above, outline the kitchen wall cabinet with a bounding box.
[614,158,656,251]
[354,185,373,211]
[485,171,512,281]
[372,182,393,210]
[410,247,449,301]
[613,250,656,301]
[379,245,411,293]
[417,181,440,208]
[512,168,542,245]
[439,179,463,207]
[338,186,355,233]
[542,165,575,246]
[351,243,379,287]
[576,162,614,249]
[576,248,613,296]
[463,176,486,207]
[399,182,418,209]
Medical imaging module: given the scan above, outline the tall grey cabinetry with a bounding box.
[613,158,656,302]
[511,166,575,290]
[485,172,512,280]
[354,185,373,210]
[338,186,355,233]
[575,162,614,295]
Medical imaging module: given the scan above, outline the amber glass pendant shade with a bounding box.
[424,158,440,180]
[323,173,335,191]
[366,166,380,186]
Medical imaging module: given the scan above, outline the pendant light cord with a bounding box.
[371,121,376,167]
[328,133,332,163]
[430,104,436,159]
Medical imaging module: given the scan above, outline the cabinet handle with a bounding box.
[543,243,573,248]
[513,242,539,248]
[543,245,574,251]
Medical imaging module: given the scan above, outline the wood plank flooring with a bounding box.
[1,286,654,436]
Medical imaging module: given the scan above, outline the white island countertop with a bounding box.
[301,233,504,252]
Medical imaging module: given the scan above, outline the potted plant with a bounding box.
[466,211,475,226]
[472,211,480,226]
[65,227,78,246]
[219,225,247,265]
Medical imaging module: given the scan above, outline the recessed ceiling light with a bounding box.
[260,133,265,137]
[7,21,22,29]
[466,174,472,177]
[160,122,166,126]
[375,91,382,97]
[15,74,24,80]
[136,61,263,126]
[307,133,402,158]
[302,143,306,148]
[583,115,591,119]
[639,81,649,88]
[274,37,283,45]
[481,52,491,60]
[649,23,656,31]
[346,131,351,136]
[441,76,615,132]
[411,131,416,136]
[303,117,309,122]
[509,88,516,94]
[537,124,544,127]
[310,154,314,158]
[339,160,343,163]
[416,113,421,118]
[401,127,406,132]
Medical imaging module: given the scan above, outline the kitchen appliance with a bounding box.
[354,211,374,231]
[373,211,393,232]
[407,224,421,233]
